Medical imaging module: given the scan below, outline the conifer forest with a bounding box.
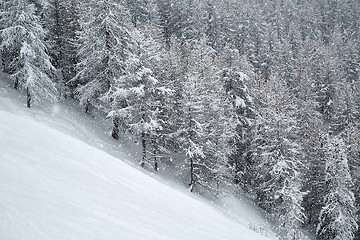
[0,0,359,239]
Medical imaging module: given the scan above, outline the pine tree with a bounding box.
[45,0,80,95]
[156,0,176,48]
[176,0,202,43]
[0,0,57,107]
[317,136,358,240]
[312,46,337,123]
[126,0,151,27]
[73,0,134,117]
[204,1,229,53]
[204,74,238,194]
[108,59,159,165]
[192,40,238,194]
[346,121,360,240]
[216,46,257,190]
[254,74,306,239]
[151,37,190,173]
[172,37,238,194]
[108,25,167,168]
[133,23,173,171]
[296,41,328,231]
[330,57,360,240]
[178,39,210,192]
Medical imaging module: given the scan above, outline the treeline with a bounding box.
[0,0,359,239]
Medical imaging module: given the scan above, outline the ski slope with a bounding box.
[0,72,277,240]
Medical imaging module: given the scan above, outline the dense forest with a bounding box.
[0,0,359,239]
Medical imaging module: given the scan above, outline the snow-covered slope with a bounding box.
[0,72,276,240]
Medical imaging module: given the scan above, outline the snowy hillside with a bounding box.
[0,72,277,240]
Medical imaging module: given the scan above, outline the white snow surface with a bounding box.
[0,72,277,240]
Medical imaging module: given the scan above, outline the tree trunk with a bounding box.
[189,157,195,192]
[85,103,90,114]
[187,104,196,192]
[154,159,158,172]
[26,87,31,108]
[140,131,146,167]
[84,98,91,114]
[152,138,158,172]
[154,152,158,172]
[111,116,120,140]
[14,79,19,89]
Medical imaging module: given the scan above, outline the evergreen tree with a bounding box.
[178,39,210,192]
[0,0,57,107]
[317,136,358,240]
[296,41,328,232]
[108,24,169,168]
[346,122,360,240]
[45,0,79,96]
[204,1,230,53]
[312,46,337,123]
[254,74,306,239]
[156,0,176,48]
[73,0,134,117]
[132,22,171,171]
[126,0,151,27]
[216,46,257,190]
[153,37,193,174]
[205,73,238,194]
[194,40,238,194]
[176,0,201,43]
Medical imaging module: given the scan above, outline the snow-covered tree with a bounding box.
[317,136,358,240]
[134,23,173,171]
[126,0,151,27]
[108,60,159,164]
[204,78,238,194]
[45,0,79,95]
[73,0,134,116]
[295,42,328,231]
[176,0,202,43]
[171,37,238,194]
[178,39,210,192]
[204,1,229,53]
[156,0,176,48]
[346,122,360,240]
[108,22,172,169]
[143,36,187,174]
[0,0,57,107]
[254,74,306,239]
[216,46,257,190]
[312,46,337,123]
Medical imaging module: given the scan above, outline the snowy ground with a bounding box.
[0,72,278,240]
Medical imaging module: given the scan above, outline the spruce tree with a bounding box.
[109,26,165,168]
[317,136,358,240]
[73,0,134,117]
[254,74,306,239]
[216,45,257,190]
[133,22,173,171]
[0,0,57,107]
[156,0,176,48]
[45,0,79,96]
[179,39,209,192]
[126,0,150,27]
[296,42,328,231]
